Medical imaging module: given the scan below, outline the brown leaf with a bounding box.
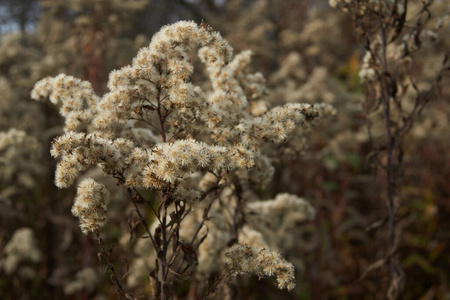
[180,242,198,267]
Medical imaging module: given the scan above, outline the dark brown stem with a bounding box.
[190,184,221,246]
[127,188,160,253]
[379,11,396,262]
[129,187,169,299]
[160,193,168,300]
[378,12,403,300]
[133,187,162,224]
[95,232,129,299]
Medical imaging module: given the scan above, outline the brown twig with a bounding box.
[95,232,131,299]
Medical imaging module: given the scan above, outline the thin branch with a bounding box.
[95,232,130,299]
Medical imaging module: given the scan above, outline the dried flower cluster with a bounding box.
[176,192,316,279]
[64,267,99,295]
[72,178,110,234]
[0,228,42,277]
[225,244,296,290]
[246,193,315,250]
[0,128,41,190]
[31,20,324,296]
[31,20,319,216]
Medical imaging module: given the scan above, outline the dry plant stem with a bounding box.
[95,232,129,299]
[127,188,160,252]
[378,14,402,298]
[190,189,217,245]
[129,84,173,299]
[128,179,222,299]
[161,194,170,300]
[127,188,169,299]
[155,85,170,299]
[168,183,221,281]
[141,86,171,298]
[125,182,169,298]
[372,2,447,294]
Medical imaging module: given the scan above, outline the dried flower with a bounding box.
[0,228,42,277]
[225,244,296,290]
[72,178,110,234]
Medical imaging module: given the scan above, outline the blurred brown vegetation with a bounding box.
[0,0,449,299]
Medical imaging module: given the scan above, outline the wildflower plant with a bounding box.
[31,21,324,298]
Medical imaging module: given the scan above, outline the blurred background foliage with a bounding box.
[0,0,448,299]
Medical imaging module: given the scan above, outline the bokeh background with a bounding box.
[0,0,449,299]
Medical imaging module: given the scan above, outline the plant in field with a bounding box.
[31,21,328,299]
[330,0,449,298]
